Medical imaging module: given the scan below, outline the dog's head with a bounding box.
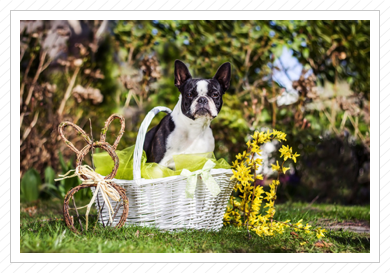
[174,60,231,120]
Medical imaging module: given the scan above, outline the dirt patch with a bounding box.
[316,218,370,234]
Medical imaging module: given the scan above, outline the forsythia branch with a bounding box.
[225,129,326,241]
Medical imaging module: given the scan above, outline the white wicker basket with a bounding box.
[93,107,235,231]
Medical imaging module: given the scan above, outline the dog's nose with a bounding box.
[197,97,207,105]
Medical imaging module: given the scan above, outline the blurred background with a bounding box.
[20,20,370,205]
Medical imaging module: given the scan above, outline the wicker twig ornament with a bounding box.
[58,114,129,234]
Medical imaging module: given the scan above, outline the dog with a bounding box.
[143,60,231,169]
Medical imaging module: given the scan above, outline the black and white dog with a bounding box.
[143,60,231,169]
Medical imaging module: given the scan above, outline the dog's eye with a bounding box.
[212,92,219,98]
[187,92,193,98]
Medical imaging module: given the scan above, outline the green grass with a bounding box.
[20,199,370,253]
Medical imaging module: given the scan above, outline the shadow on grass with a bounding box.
[327,232,370,251]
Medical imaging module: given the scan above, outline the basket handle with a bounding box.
[133,106,172,181]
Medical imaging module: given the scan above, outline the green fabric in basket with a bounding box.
[93,145,231,180]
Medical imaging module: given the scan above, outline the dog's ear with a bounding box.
[174,60,192,88]
[213,62,231,93]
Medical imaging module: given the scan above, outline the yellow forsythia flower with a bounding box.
[256,174,264,180]
[279,145,293,161]
[291,152,300,163]
[271,160,280,172]
[316,228,327,239]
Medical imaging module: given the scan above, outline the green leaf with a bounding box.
[260,109,272,123]
[274,44,284,58]
[321,35,332,44]
[42,184,58,191]
[58,183,66,197]
[40,183,60,199]
[303,48,309,59]
[21,168,41,202]
[44,166,55,185]
[58,152,67,173]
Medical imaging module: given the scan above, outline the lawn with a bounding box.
[20,199,370,253]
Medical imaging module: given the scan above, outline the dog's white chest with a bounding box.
[170,126,214,152]
[161,127,215,168]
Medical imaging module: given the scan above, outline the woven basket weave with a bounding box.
[93,107,235,231]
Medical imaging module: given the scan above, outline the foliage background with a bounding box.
[19,20,370,204]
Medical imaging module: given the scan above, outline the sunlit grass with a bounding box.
[20,199,369,253]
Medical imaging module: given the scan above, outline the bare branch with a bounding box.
[24,51,48,106]
[322,110,340,135]
[20,53,36,107]
[21,50,49,128]
[20,111,39,145]
[57,66,81,117]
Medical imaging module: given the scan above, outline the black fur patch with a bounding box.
[143,114,175,163]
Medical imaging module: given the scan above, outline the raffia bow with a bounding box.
[180,159,221,199]
[55,165,120,230]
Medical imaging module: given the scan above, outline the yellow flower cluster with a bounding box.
[224,130,326,241]
[279,145,300,163]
